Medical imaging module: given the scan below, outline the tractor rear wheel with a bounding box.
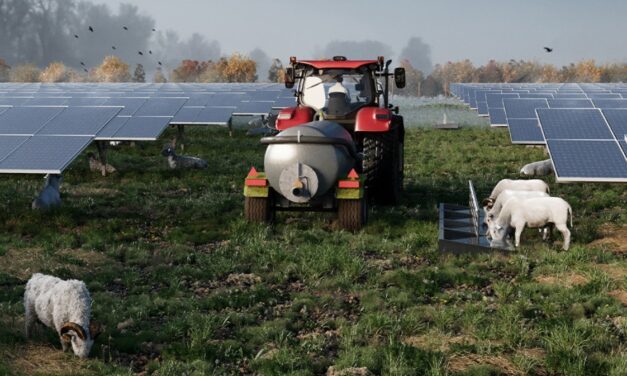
[245,196,273,223]
[361,124,404,205]
[337,197,367,231]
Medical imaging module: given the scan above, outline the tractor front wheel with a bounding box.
[338,197,367,231]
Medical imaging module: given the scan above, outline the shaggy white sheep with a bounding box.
[490,196,573,250]
[520,159,554,176]
[24,273,100,358]
[31,174,62,210]
[482,179,550,212]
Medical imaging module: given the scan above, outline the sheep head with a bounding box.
[482,197,495,210]
[60,322,94,358]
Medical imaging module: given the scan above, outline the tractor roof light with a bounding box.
[333,56,347,61]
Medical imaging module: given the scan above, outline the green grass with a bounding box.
[0,111,625,375]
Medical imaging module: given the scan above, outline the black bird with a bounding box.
[544,47,553,53]
[149,50,152,55]
[123,26,128,30]
[138,51,144,56]
[80,61,85,66]
[74,34,79,39]
[152,28,156,32]
[89,26,94,32]
[112,46,116,50]
[83,68,88,73]
[158,61,162,66]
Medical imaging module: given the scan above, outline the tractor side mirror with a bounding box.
[285,67,295,88]
[394,67,406,89]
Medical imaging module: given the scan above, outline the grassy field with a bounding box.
[0,106,625,375]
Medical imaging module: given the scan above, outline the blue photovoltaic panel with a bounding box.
[0,136,29,161]
[488,108,507,126]
[0,107,9,116]
[272,97,297,109]
[547,99,594,108]
[37,106,122,136]
[209,93,246,107]
[95,117,129,139]
[194,107,234,124]
[66,97,109,106]
[134,98,187,117]
[24,97,69,106]
[537,108,613,140]
[546,140,627,182]
[233,101,273,115]
[171,107,204,124]
[183,94,215,107]
[0,98,33,106]
[106,117,172,140]
[476,101,488,116]
[553,93,587,99]
[592,99,627,109]
[0,106,64,135]
[508,119,544,144]
[504,98,548,119]
[587,93,622,99]
[0,135,92,174]
[518,93,554,99]
[244,91,280,101]
[601,109,627,141]
[486,93,518,109]
[101,98,147,116]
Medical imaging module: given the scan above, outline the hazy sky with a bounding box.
[83,0,627,66]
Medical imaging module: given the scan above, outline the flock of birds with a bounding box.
[73,25,163,72]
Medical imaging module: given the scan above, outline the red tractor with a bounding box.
[244,56,406,230]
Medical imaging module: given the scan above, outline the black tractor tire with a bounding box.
[245,196,274,223]
[361,122,404,205]
[338,197,367,231]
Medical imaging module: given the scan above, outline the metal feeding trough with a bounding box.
[438,181,513,253]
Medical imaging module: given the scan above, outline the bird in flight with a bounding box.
[158,61,162,66]
[112,46,116,50]
[138,51,144,56]
[149,50,152,55]
[544,47,553,53]
[74,34,79,39]
[89,26,94,32]
[123,26,128,30]
[83,68,88,73]
[152,28,156,32]
[80,62,85,66]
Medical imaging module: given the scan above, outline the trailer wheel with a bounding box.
[245,196,273,223]
[361,124,404,205]
[338,197,367,231]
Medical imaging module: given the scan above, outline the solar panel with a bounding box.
[104,117,172,140]
[101,98,147,116]
[134,98,187,117]
[488,108,507,126]
[209,93,246,107]
[508,119,544,144]
[66,97,109,106]
[504,98,548,119]
[486,93,519,109]
[0,135,92,174]
[601,109,627,141]
[0,136,29,161]
[94,117,130,139]
[546,140,627,182]
[592,99,627,109]
[0,106,65,135]
[272,97,297,109]
[0,98,32,106]
[232,101,273,115]
[195,107,234,124]
[24,97,69,106]
[37,107,122,136]
[547,99,594,108]
[536,109,613,140]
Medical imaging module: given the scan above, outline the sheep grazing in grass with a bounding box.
[490,196,573,250]
[24,273,101,358]
[161,143,208,170]
[520,159,554,176]
[482,179,550,213]
[87,152,116,176]
[31,174,62,210]
[484,189,550,238]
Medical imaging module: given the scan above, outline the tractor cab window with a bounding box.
[301,69,374,117]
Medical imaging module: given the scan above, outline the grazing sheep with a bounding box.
[24,273,101,358]
[520,159,554,176]
[485,189,550,226]
[87,152,116,176]
[161,144,208,170]
[31,174,62,210]
[490,197,572,250]
[482,179,550,213]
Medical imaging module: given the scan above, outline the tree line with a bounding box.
[396,59,627,97]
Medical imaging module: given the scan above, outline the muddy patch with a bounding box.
[447,353,520,375]
[535,273,588,288]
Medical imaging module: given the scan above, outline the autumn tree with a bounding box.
[573,60,602,82]
[0,59,10,82]
[171,60,210,82]
[9,64,41,82]
[93,56,131,82]
[153,67,167,83]
[133,64,146,83]
[216,53,257,83]
[600,63,627,83]
[396,59,424,96]
[40,62,70,82]
[477,60,502,82]
[268,59,284,83]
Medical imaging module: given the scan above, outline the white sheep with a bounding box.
[24,273,100,358]
[520,159,554,176]
[31,174,62,210]
[490,197,573,250]
[482,179,550,213]
[485,189,550,227]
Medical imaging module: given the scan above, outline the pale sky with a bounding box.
[83,0,627,66]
